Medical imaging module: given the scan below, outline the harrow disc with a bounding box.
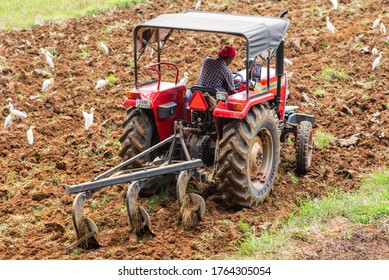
[126,181,155,238]
[180,193,205,230]
[176,170,191,206]
[176,170,206,230]
[71,192,100,249]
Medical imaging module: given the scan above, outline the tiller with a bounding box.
[66,121,208,249]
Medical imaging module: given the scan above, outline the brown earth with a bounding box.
[0,0,388,260]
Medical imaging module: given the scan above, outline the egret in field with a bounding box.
[27,126,34,145]
[45,53,54,68]
[195,0,202,10]
[372,52,383,70]
[42,78,54,92]
[4,114,12,130]
[39,48,55,68]
[179,71,189,85]
[8,101,14,111]
[10,108,27,119]
[83,107,95,131]
[39,48,52,58]
[95,79,108,90]
[284,58,293,66]
[330,0,338,10]
[99,42,109,55]
[372,15,382,29]
[326,16,336,34]
[380,22,387,35]
[372,47,378,55]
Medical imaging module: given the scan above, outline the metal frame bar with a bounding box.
[93,135,175,181]
[66,159,203,196]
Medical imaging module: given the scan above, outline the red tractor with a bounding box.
[66,10,314,249]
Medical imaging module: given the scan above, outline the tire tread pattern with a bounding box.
[295,121,313,174]
[216,105,280,207]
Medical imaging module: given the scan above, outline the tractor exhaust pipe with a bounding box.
[275,10,288,116]
[275,40,284,116]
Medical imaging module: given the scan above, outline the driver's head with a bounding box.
[217,45,236,65]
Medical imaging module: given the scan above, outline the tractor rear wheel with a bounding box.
[119,107,172,195]
[216,105,280,207]
[295,121,313,174]
[119,107,154,165]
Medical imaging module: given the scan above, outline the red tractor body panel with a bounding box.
[213,70,287,120]
[124,81,189,140]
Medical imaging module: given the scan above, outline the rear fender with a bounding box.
[124,82,189,140]
[213,73,287,120]
[213,92,275,119]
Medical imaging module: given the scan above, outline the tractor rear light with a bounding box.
[126,91,141,99]
[188,90,208,112]
[228,102,243,111]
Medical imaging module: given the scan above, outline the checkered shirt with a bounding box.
[197,57,235,93]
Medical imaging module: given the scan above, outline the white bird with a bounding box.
[372,15,382,29]
[4,114,12,130]
[326,16,336,34]
[27,126,34,145]
[284,58,293,66]
[195,0,202,10]
[10,108,27,119]
[42,78,54,92]
[8,101,14,111]
[45,53,54,69]
[330,0,338,10]
[95,79,108,89]
[380,22,387,35]
[99,42,109,55]
[372,47,378,55]
[372,52,383,70]
[83,108,95,130]
[39,48,52,58]
[179,71,189,85]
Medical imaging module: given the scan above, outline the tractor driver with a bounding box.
[197,45,237,94]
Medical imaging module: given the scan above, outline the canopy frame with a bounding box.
[132,11,290,99]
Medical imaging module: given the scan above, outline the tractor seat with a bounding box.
[190,85,217,97]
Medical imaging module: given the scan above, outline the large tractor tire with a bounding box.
[295,121,313,174]
[215,105,280,207]
[119,107,172,195]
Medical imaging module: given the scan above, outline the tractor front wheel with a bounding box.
[216,105,280,207]
[295,121,313,174]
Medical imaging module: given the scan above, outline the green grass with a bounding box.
[321,67,349,82]
[0,0,145,30]
[226,168,389,259]
[143,188,169,213]
[313,87,327,98]
[106,73,118,85]
[314,130,335,149]
[80,50,89,60]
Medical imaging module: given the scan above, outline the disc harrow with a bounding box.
[65,122,210,250]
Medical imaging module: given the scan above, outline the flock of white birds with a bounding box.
[2,0,386,146]
[325,0,385,70]
[3,42,110,144]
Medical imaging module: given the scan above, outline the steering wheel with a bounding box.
[232,72,244,89]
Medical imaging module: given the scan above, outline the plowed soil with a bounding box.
[0,0,388,260]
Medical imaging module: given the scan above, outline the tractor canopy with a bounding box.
[134,11,290,86]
